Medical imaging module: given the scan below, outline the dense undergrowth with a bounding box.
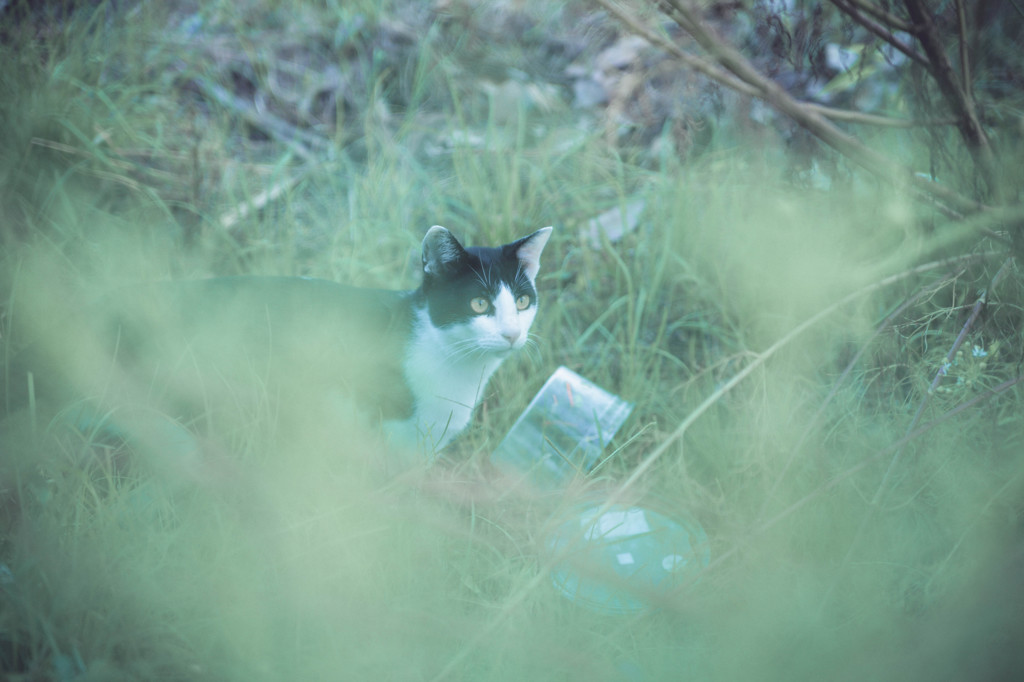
[1,1,1023,680]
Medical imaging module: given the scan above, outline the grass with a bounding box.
[2,0,1024,680]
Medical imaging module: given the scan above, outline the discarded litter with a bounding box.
[491,366,710,613]
[491,366,634,489]
[546,499,710,615]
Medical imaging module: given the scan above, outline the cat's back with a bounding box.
[101,274,404,340]
[153,276,413,344]
[155,276,418,417]
[12,276,418,421]
[112,275,415,385]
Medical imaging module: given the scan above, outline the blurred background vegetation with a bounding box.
[1,0,1023,680]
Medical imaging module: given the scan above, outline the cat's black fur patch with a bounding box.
[422,240,538,329]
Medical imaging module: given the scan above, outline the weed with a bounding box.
[1,1,1023,680]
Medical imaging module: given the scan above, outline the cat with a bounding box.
[3,225,553,467]
[387,225,553,455]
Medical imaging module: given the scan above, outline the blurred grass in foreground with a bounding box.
[2,1,1023,680]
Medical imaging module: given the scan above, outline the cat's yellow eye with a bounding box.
[470,297,490,314]
[515,295,531,311]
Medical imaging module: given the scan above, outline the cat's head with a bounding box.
[419,225,553,356]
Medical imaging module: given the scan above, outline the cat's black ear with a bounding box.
[511,226,553,281]
[422,225,467,277]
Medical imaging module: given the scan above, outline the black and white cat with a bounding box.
[6,226,552,465]
[391,225,552,453]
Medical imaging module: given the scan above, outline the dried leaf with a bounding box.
[582,198,645,249]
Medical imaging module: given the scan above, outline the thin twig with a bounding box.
[611,254,987,499]
[841,0,916,32]
[830,0,931,69]
[217,168,308,230]
[955,0,972,103]
[915,257,1015,420]
[901,0,994,190]
[686,372,1024,599]
[596,0,949,129]
[802,103,956,128]
[756,262,976,520]
[30,137,134,171]
[191,77,329,164]
[648,0,984,219]
[776,375,1022,534]
[817,255,1016,614]
[593,0,759,97]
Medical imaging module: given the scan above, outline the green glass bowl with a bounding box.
[545,500,710,615]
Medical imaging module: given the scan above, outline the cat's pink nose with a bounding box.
[503,332,520,347]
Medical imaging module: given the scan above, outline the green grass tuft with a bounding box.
[2,1,1023,680]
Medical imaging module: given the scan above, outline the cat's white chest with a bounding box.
[384,310,506,454]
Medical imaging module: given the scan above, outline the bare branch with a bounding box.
[955,0,972,103]
[841,0,915,32]
[829,0,930,69]
[901,0,994,192]
[652,0,984,215]
[593,0,759,98]
[802,104,956,128]
[596,0,957,131]
[190,77,329,164]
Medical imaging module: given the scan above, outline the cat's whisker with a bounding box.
[441,338,488,363]
[474,264,495,293]
[443,348,477,364]
[449,337,483,353]
[522,338,544,365]
[441,346,472,363]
